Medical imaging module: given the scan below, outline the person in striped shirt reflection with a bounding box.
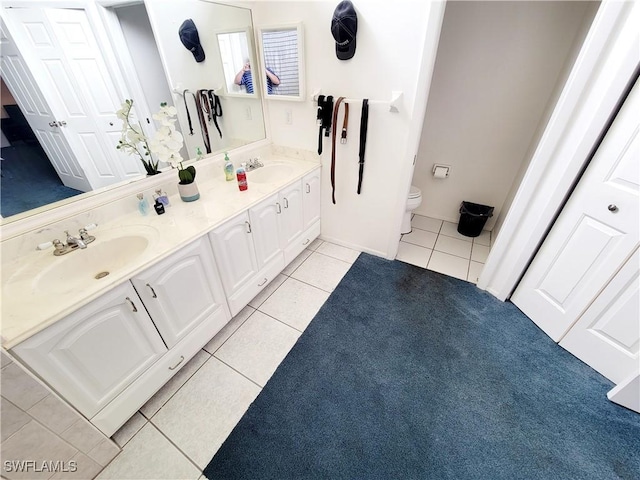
[235,60,280,94]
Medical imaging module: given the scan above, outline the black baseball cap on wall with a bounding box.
[179,19,205,63]
[331,1,358,60]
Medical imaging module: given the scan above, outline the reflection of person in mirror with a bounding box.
[234,60,280,94]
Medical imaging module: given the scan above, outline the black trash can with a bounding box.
[457,201,494,237]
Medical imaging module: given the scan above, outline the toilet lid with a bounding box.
[408,186,421,199]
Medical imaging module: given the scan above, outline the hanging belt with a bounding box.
[331,97,346,205]
[183,89,194,135]
[357,99,369,194]
[317,95,334,155]
[341,102,349,144]
[192,91,211,153]
[208,90,223,138]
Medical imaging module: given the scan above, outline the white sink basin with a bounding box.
[31,228,156,295]
[247,164,293,183]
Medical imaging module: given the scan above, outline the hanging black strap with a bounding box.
[357,99,369,194]
[208,90,223,138]
[192,91,211,153]
[183,89,194,135]
[317,95,334,155]
[317,95,325,155]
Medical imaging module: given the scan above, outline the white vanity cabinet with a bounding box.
[211,195,285,316]
[12,237,231,436]
[250,193,283,268]
[303,169,321,230]
[212,167,322,315]
[12,282,167,419]
[130,237,228,349]
[278,182,304,247]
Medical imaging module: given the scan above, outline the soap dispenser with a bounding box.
[224,152,234,181]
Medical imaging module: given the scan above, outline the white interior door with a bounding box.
[1,6,145,190]
[512,76,639,349]
[0,18,91,192]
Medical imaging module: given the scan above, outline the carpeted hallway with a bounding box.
[204,253,640,480]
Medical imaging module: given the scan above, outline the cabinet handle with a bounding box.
[283,198,289,209]
[276,203,282,214]
[168,355,185,370]
[146,283,157,298]
[306,183,311,193]
[125,297,138,312]
[245,221,252,233]
[258,277,268,287]
[302,239,310,246]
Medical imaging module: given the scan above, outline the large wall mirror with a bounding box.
[257,23,305,101]
[0,0,266,224]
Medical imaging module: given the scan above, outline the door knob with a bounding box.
[49,121,59,127]
[608,204,618,213]
[58,120,67,127]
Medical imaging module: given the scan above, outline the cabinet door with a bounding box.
[131,237,229,349]
[279,181,304,247]
[303,169,321,230]
[249,193,283,269]
[210,212,259,296]
[12,283,166,418]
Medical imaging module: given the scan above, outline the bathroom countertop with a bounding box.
[1,157,320,349]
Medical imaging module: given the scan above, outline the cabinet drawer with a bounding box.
[90,306,229,436]
[227,254,285,316]
[284,220,321,265]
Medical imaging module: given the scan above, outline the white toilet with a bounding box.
[402,185,422,234]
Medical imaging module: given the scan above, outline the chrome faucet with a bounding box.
[245,157,264,172]
[65,231,87,249]
[36,225,97,256]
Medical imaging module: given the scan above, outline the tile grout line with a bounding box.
[204,309,256,356]
[211,356,265,390]
[145,419,204,477]
[137,350,215,423]
[254,308,307,334]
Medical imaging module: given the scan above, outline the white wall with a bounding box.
[117,4,172,114]
[413,1,596,230]
[250,0,435,257]
[144,0,266,157]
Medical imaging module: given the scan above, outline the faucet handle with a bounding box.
[52,239,66,252]
[78,227,96,243]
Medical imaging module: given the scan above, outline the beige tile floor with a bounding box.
[396,214,492,283]
[98,239,352,480]
[100,226,489,479]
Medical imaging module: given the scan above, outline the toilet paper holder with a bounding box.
[432,164,450,178]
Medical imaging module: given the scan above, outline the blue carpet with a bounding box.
[204,253,640,480]
[1,142,82,217]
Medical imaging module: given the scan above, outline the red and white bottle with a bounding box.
[236,166,248,191]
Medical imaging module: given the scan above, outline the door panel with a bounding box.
[559,249,639,383]
[0,18,91,191]
[512,77,639,369]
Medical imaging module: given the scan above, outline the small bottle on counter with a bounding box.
[137,193,150,216]
[224,152,235,181]
[236,165,248,191]
[154,199,165,215]
[196,147,204,161]
[154,188,170,207]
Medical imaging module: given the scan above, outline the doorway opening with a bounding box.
[0,77,81,217]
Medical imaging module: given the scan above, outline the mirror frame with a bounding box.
[215,27,260,99]
[256,23,305,102]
